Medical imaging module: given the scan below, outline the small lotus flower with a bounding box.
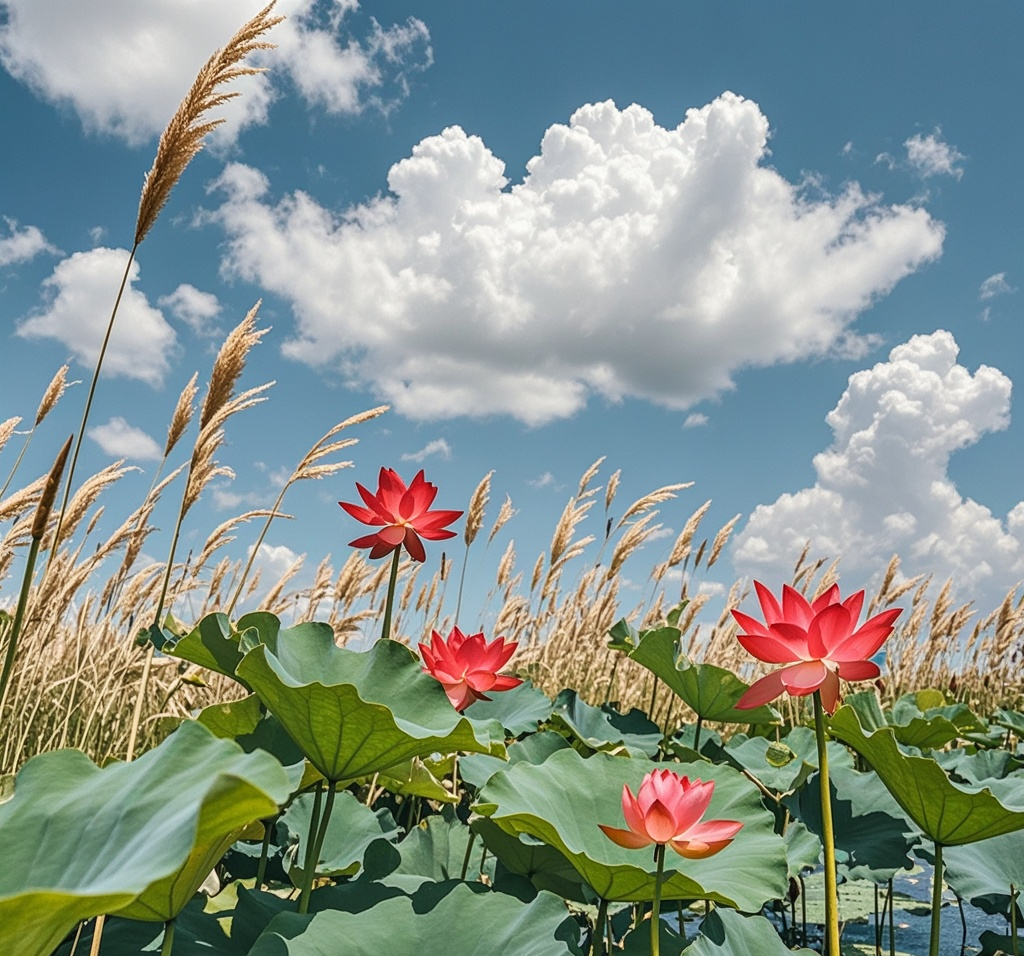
[419,626,522,711]
[733,581,903,714]
[599,769,742,859]
[339,467,462,562]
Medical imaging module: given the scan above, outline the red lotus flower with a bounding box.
[733,581,903,714]
[599,769,742,859]
[339,467,462,562]
[419,626,522,711]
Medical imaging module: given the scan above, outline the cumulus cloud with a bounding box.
[734,330,1024,611]
[979,272,1016,301]
[528,472,556,489]
[212,93,945,424]
[401,438,451,463]
[16,248,177,385]
[159,283,222,335]
[0,216,57,265]
[88,416,162,460]
[683,413,709,429]
[0,0,431,146]
[905,129,965,180]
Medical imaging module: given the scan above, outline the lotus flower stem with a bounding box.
[256,815,276,889]
[309,783,338,888]
[298,782,325,913]
[650,843,666,956]
[1011,882,1019,956]
[381,547,401,641]
[929,841,944,956]
[592,896,609,956]
[888,877,895,956]
[692,715,703,753]
[460,830,477,881]
[160,918,176,956]
[812,690,841,956]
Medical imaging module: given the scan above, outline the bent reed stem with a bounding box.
[813,690,841,956]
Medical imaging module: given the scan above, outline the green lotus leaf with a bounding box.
[618,918,688,955]
[474,817,593,902]
[992,708,1024,738]
[475,748,787,908]
[784,764,916,882]
[944,829,1024,920]
[979,929,1024,956]
[235,633,504,781]
[247,881,584,955]
[684,908,817,955]
[935,747,1024,785]
[374,755,457,802]
[163,610,280,686]
[829,704,1024,845]
[282,789,400,883]
[721,734,815,795]
[607,623,777,724]
[784,818,823,879]
[390,806,494,888]
[549,689,663,757]
[460,731,571,790]
[196,692,309,772]
[0,720,292,955]
[464,679,554,735]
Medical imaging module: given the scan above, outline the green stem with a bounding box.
[1012,882,1019,956]
[0,536,40,712]
[380,547,401,641]
[256,815,276,889]
[593,896,609,956]
[929,842,943,956]
[298,782,325,914]
[651,843,666,956]
[460,829,477,881]
[813,691,841,956]
[693,715,703,754]
[888,877,895,956]
[160,918,175,956]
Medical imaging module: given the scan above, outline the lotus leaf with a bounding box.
[549,688,663,757]
[464,679,554,735]
[235,633,503,781]
[829,705,1024,845]
[247,881,585,955]
[282,789,400,883]
[460,730,571,790]
[0,720,292,955]
[475,748,787,908]
[163,610,279,686]
[685,908,817,955]
[944,829,1024,919]
[607,622,776,724]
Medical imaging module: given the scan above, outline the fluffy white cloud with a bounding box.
[159,283,222,335]
[0,216,56,265]
[16,248,177,385]
[905,129,965,180]
[401,438,451,463]
[88,416,162,460]
[212,94,945,424]
[0,0,430,146]
[734,330,1024,611]
[683,413,709,429]
[979,272,1016,301]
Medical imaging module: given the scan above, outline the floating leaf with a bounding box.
[236,632,503,781]
[0,720,292,955]
[248,881,585,955]
[476,748,787,909]
[830,704,1024,845]
[549,689,663,757]
[608,623,776,724]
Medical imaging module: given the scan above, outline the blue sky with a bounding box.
[1,0,1022,630]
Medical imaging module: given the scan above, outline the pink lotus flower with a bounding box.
[419,626,523,711]
[599,769,742,859]
[339,468,462,562]
[733,581,903,714]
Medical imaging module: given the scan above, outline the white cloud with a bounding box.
[905,129,965,180]
[979,272,1016,301]
[159,283,222,335]
[0,216,57,265]
[734,330,1024,612]
[683,412,709,429]
[212,93,945,424]
[400,437,451,463]
[16,248,177,385]
[88,416,162,460]
[528,472,556,489]
[0,0,431,147]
